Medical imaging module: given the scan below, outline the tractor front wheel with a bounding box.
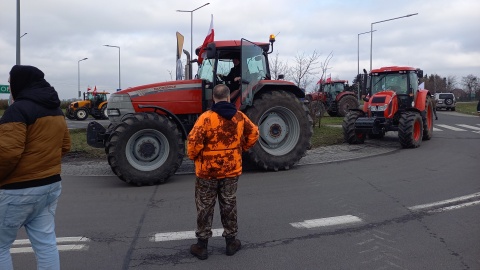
[75,108,89,121]
[398,112,423,148]
[105,112,184,186]
[342,111,366,144]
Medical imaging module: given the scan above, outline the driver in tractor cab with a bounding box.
[218,58,241,94]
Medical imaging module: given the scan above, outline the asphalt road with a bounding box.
[12,111,480,269]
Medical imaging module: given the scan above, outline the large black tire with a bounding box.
[244,90,313,171]
[342,111,366,144]
[105,112,184,186]
[75,108,89,121]
[422,96,434,140]
[101,104,108,119]
[398,112,423,148]
[337,95,359,117]
[65,107,75,120]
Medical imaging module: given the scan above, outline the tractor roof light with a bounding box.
[269,34,276,43]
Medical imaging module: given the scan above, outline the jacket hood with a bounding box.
[9,65,60,108]
[211,101,237,120]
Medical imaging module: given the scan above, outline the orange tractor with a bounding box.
[86,35,313,186]
[66,91,109,120]
[343,66,434,148]
[305,79,359,118]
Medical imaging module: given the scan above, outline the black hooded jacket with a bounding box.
[0,65,71,189]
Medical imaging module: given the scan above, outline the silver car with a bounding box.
[435,93,456,111]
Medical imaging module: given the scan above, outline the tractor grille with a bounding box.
[371,96,386,103]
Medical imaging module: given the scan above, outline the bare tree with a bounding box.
[446,75,457,92]
[317,51,334,90]
[289,50,321,90]
[269,52,290,80]
[462,74,479,100]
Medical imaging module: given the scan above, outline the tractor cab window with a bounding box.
[408,72,418,95]
[241,38,267,106]
[371,73,408,94]
[198,59,216,83]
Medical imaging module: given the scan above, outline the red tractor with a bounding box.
[305,80,359,118]
[87,36,313,186]
[342,66,434,148]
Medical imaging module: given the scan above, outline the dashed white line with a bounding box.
[151,229,223,242]
[290,215,363,229]
[436,124,466,131]
[408,192,480,211]
[428,200,480,213]
[11,237,90,254]
[456,124,480,131]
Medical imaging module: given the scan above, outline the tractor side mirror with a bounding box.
[277,74,285,80]
[206,43,216,59]
[416,69,423,78]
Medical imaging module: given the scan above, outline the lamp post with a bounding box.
[176,2,210,75]
[103,45,121,91]
[358,30,376,100]
[16,0,21,64]
[77,58,88,99]
[369,13,418,71]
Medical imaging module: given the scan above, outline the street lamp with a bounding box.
[176,2,210,79]
[358,30,376,100]
[78,58,88,99]
[103,45,121,91]
[369,13,418,71]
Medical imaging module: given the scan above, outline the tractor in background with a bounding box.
[342,66,434,148]
[306,79,359,118]
[66,90,109,120]
[86,35,313,186]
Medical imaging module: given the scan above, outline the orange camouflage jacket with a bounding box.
[187,108,259,180]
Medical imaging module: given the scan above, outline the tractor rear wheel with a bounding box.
[75,108,89,121]
[398,112,423,148]
[422,96,434,140]
[244,90,313,171]
[105,112,184,186]
[337,95,359,117]
[342,111,366,144]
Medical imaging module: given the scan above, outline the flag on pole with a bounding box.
[93,86,97,96]
[326,74,332,83]
[87,86,91,92]
[197,14,214,65]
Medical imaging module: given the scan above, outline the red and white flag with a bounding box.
[197,14,214,65]
[93,86,97,96]
[326,74,332,83]
[87,86,92,92]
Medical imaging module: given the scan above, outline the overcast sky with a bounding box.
[1,0,479,100]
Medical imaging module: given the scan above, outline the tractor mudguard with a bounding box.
[87,121,107,148]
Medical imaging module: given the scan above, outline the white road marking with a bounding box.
[428,200,480,213]
[290,215,363,229]
[11,237,90,254]
[408,192,480,211]
[433,127,442,131]
[151,228,223,242]
[436,124,466,131]
[456,124,480,131]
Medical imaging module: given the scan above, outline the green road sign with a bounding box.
[0,84,10,94]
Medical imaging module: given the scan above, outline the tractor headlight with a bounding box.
[369,105,388,111]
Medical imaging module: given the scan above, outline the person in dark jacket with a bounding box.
[218,58,241,92]
[187,84,259,260]
[0,65,71,270]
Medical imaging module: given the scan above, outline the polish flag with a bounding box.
[87,86,92,92]
[197,14,214,65]
[326,74,332,83]
[93,86,97,96]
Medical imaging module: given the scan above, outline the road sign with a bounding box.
[0,84,10,94]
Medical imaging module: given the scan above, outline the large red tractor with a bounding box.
[87,36,313,186]
[305,80,359,117]
[342,66,434,148]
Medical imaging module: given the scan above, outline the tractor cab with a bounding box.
[197,36,279,110]
[320,80,349,102]
[366,67,420,112]
[85,91,109,108]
